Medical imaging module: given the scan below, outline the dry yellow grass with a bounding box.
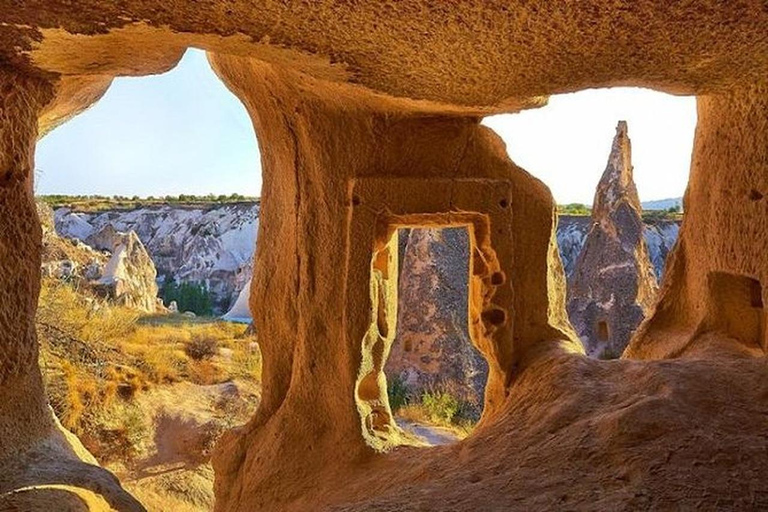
[36,277,261,463]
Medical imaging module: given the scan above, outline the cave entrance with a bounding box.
[707,272,767,350]
[384,226,488,445]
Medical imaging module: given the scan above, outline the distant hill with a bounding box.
[37,194,260,212]
[641,197,683,211]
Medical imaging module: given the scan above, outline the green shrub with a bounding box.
[421,391,460,424]
[557,203,591,216]
[387,375,410,412]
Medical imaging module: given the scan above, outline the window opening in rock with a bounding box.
[32,48,262,510]
[596,320,610,341]
[708,272,766,350]
[385,226,488,446]
[486,88,695,359]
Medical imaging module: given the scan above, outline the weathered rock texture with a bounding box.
[0,69,144,512]
[89,227,161,313]
[567,122,658,358]
[627,84,768,360]
[558,215,679,280]
[55,203,258,312]
[207,55,578,511]
[38,203,162,313]
[385,228,487,418]
[38,201,108,284]
[0,4,767,511]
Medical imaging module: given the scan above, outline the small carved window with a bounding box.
[596,320,610,341]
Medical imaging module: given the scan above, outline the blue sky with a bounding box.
[36,49,261,197]
[36,49,697,204]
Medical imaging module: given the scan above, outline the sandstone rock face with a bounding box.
[558,215,679,280]
[1,4,768,511]
[90,227,161,313]
[0,70,144,512]
[627,85,768,361]
[38,201,108,284]
[55,203,258,312]
[205,56,579,511]
[567,122,658,358]
[385,228,488,419]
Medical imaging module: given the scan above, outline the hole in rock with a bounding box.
[707,272,766,350]
[596,320,610,341]
[485,88,696,359]
[33,48,262,508]
[748,189,763,201]
[383,226,489,446]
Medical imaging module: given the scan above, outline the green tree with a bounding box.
[161,280,213,316]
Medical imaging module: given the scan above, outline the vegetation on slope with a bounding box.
[557,203,592,216]
[37,193,259,212]
[387,375,476,439]
[37,277,261,464]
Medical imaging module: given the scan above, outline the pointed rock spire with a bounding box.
[592,120,642,220]
[566,121,658,358]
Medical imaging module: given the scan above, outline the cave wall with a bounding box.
[0,67,145,512]
[0,3,765,510]
[626,85,768,359]
[0,68,53,459]
[206,53,579,509]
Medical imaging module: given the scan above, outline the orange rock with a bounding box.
[0,4,765,511]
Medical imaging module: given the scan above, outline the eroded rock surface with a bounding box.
[39,202,161,313]
[567,122,658,358]
[89,227,161,313]
[0,4,767,511]
[558,215,679,280]
[385,228,487,419]
[55,203,258,312]
[38,201,108,284]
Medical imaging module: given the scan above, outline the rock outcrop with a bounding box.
[222,278,252,323]
[90,227,161,313]
[567,121,658,358]
[39,203,161,314]
[385,228,487,419]
[38,201,108,284]
[558,215,679,280]
[55,203,258,313]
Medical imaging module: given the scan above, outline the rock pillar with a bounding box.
[384,227,488,419]
[0,69,54,459]
[627,85,768,359]
[567,121,658,358]
[0,68,144,512]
